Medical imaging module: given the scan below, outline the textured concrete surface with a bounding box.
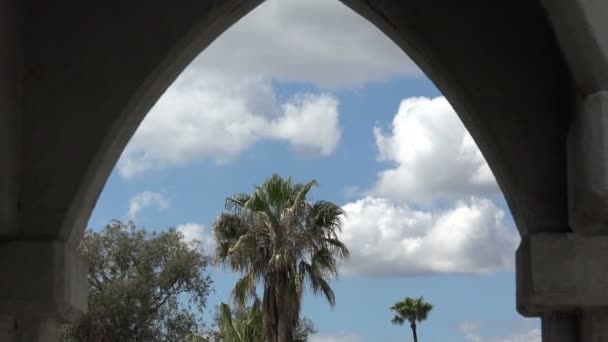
[0,0,21,237]
[567,92,608,235]
[517,234,608,314]
[542,0,608,94]
[0,241,87,321]
[541,312,579,342]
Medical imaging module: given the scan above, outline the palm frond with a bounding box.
[315,277,336,306]
[311,247,339,278]
[322,238,350,260]
[311,201,345,231]
[218,303,239,341]
[299,260,336,306]
[390,296,434,325]
[292,180,318,208]
[391,315,405,326]
[228,233,257,256]
[232,272,257,309]
[225,193,251,213]
[212,174,350,339]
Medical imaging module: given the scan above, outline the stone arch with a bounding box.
[18,0,571,248]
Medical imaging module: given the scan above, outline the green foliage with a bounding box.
[213,174,348,342]
[213,300,317,342]
[390,297,433,342]
[60,220,214,342]
[216,299,265,342]
[293,317,317,342]
[390,297,433,325]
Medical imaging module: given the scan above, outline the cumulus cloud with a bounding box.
[339,196,518,277]
[176,223,215,251]
[371,96,498,204]
[459,321,541,342]
[118,0,419,178]
[269,94,341,155]
[119,76,341,177]
[310,332,363,342]
[189,0,418,87]
[127,191,169,219]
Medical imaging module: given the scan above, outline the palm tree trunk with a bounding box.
[410,322,418,342]
[276,275,294,342]
[277,317,293,342]
[263,285,279,342]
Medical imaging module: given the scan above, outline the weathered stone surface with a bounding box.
[517,234,608,315]
[0,241,87,322]
[568,92,608,235]
[542,312,579,342]
[581,308,608,342]
[541,0,608,93]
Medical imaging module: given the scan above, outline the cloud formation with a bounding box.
[310,332,363,342]
[459,321,541,342]
[119,77,341,178]
[339,196,518,277]
[371,96,498,204]
[127,191,169,219]
[176,223,215,252]
[190,0,418,87]
[118,0,418,178]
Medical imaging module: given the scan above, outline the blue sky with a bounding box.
[88,1,540,341]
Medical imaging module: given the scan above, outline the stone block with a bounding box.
[517,233,608,316]
[0,240,87,322]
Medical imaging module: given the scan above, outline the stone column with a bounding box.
[541,312,579,341]
[0,241,87,342]
[569,91,608,342]
[516,233,608,341]
[517,92,608,341]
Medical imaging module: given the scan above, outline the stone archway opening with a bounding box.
[88,1,549,340]
[1,0,581,340]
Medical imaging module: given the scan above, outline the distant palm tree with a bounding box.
[213,174,349,342]
[390,297,434,342]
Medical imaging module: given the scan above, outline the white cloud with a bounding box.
[119,77,341,177]
[176,223,215,252]
[310,332,363,342]
[118,0,419,178]
[459,321,541,342]
[371,96,498,204]
[189,0,418,87]
[127,191,169,219]
[176,223,206,244]
[269,94,341,156]
[339,196,518,277]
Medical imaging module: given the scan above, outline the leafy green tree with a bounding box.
[213,174,349,342]
[293,317,317,342]
[390,297,434,342]
[60,220,214,342]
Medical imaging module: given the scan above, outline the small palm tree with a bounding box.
[213,174,349,342]
[390,297,433,342]
[217,299,265,342]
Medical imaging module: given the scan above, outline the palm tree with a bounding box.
[213,174,349,342]
[390,297,433,342]
[217,299,265,342]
